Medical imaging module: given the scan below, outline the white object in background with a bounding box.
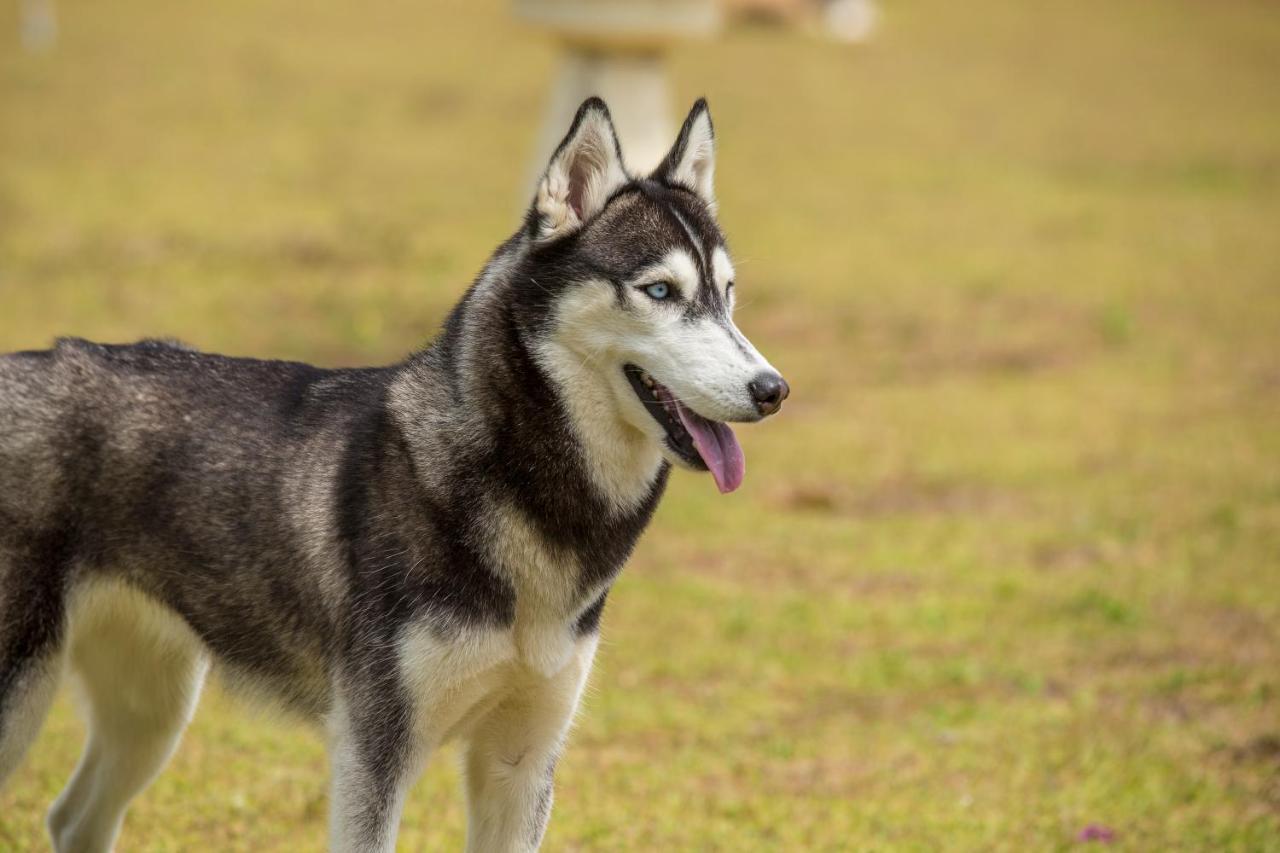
[515,0,722,184]
[541,51,675,176]
[823,0,877,44]
[20,0,57,52]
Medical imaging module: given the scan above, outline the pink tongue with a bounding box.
[675,403,746,494]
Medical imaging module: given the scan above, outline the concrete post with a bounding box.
[515,0,721,183]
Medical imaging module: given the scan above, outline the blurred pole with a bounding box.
[20,0,58,52]
[542,50,675,176]
[822,0,877,43]
[515,0,721,188]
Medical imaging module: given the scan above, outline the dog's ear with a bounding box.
[652,98,715,206]
[530,98,629,241]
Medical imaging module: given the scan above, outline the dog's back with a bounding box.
[0,339,383,725]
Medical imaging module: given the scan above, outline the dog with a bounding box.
[0,97,788,852]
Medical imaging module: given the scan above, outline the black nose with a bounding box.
[748,372,790,416]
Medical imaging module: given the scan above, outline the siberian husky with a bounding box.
[0,98,789,852]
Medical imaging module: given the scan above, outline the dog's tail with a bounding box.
[0,348,69,788]
[0,555,66,789]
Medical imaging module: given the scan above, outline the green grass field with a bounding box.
[2,0,1279,849]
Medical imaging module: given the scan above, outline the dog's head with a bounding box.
[521,98,788,495]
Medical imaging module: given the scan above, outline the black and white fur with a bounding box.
[0,98,787,852]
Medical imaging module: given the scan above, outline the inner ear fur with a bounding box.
[652,98,716,206]
[532,98,629,241]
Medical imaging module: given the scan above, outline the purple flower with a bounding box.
[1076,824,1117,843]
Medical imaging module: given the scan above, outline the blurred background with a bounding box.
[2,0,1279,849]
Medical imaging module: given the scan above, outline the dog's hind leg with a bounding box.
[47,581,207,853]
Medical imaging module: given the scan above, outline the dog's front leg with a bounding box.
[327,677,425,853]
[463,637,597,853]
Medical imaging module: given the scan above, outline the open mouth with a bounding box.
[624,364,746,494]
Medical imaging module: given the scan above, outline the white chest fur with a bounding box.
[394,619,598,750]
[392,500,603,746]
[486,499,604,677]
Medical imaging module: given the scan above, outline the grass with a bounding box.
[2,0,1279,849]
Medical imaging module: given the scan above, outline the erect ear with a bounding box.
[652,98,716,206]
[531,98,629,241]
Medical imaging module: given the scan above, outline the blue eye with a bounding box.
[644,282,671,300]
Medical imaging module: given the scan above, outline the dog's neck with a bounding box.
[528,337,666,515]
[464,237,664,511]
[392,237,668,593]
